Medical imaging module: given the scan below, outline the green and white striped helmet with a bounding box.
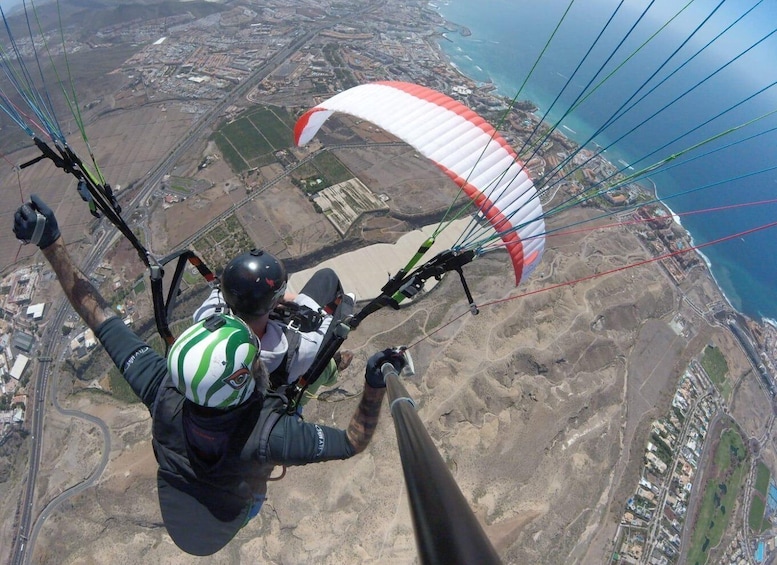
[167,314,260,409]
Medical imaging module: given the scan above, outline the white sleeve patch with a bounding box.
[314,424,326,457]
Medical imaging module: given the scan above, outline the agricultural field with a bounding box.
[294,152,354,193]
[211,105,296,172]
[192,214,255,271]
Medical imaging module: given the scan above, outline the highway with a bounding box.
[9,3,386,561]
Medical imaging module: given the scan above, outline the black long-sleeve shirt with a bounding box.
[95,316,355,463]
[94,316,355,555]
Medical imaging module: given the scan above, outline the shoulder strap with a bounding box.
[269,324,302,389]
[282,330,301,377]
[240,392,288,463]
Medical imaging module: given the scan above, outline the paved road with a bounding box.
[27,372,111,557]
[10,3,386,562]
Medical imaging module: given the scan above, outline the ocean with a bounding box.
[434,0,777,324]
[0,1,25,15]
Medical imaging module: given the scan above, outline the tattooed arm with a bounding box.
[42,237,117,331]
[346,384,387,454]
[264,382,387,464]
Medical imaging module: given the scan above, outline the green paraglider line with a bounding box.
[458,99,777,255]
[543,117,777,221]
[2,0,777,343]
[541,64,777,208]
[514,196,777,248]
[0,5,60,139]
[534,106,777,233]
[520,0,724,175]
[517,0,671,161]
[0,1,147,259]
[458,0,777,257]
[460,156,777,257]
[432,0,577,237]
[514,0,627,162]
[571,0,754,158]
[389,236,437,304]
[21,0,107,185]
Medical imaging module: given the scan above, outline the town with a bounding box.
[2,1,777,564]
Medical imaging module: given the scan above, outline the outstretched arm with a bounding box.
[42,237,117,331]
[13,194,116,331]
[345,349,404,452]
[45,239,164,409]
[345,384,386,454]
[14,195,165,409]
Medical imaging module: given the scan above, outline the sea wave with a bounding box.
[662,200,682,228]
[697,247,740,312]
[663,201,742,314]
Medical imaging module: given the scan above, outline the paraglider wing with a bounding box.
[294,81,545,286]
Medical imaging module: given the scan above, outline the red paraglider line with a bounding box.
[407,218,777,350]
[5,96,49,138]
[0,146,17,169]
[2,146,26,265]
[482,197,777,246]
[439,164,526,285]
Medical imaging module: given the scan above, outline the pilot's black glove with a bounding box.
[13,194,60,249]
[365,348,406,388]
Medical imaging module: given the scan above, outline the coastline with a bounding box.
[429,6,762,328]
[649,192,741,317]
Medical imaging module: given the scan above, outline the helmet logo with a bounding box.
[265,277,276,287]
[223,367,251,390]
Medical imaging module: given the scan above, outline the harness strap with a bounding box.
[240,392,287,464]
[29,210,47,246]
[269,301,324,388]
[283,330,301,381]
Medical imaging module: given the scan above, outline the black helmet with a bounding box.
[221,249,288,318]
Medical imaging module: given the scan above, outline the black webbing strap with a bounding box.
[151,249,217,353]
[283,294,354,414]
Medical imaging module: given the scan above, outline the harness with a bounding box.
[268,302,325,389]
[196,285,356,413]
[240,390,288,464]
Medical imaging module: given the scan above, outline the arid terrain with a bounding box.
[0,6,773,561]
[2,119,771,564]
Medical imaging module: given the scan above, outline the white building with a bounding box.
[9,354,29,381]
[26,303,45,320]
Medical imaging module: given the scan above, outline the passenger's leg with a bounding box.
[246,493,266,521]
[298,268,343,312]
[299,358,339,406]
